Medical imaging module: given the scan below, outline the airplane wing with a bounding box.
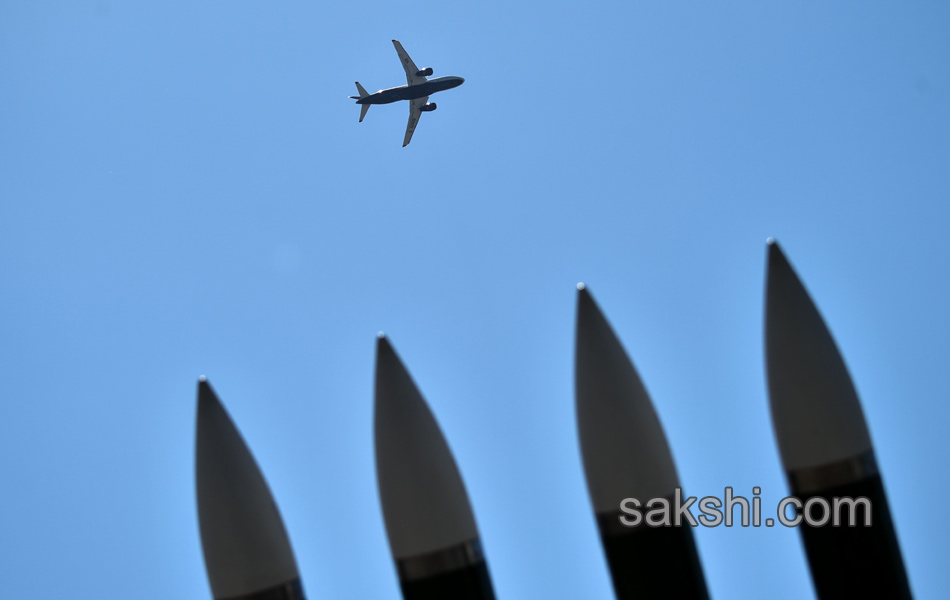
[393,40,427,86]
[403,96,428,147]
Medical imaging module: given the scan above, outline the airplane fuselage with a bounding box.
[357,76,465,105]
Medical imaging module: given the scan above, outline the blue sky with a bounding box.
[2,2,949,598]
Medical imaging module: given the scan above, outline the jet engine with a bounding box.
[420,103,437,112]
[416,67,434,77]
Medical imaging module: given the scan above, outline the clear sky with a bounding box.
[2,2,949,598]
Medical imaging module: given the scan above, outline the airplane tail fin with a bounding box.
[350,81,369,123]
[350,82,371,122]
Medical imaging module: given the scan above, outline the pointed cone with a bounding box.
[575,286,709,600]
[195,378,302,599]
[764,241,872,471]
[764,242,911,599]
[374,335,479,560]
[574,285,680,513]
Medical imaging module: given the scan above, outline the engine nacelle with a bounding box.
[420,103,437,112]
[416,67,434,77]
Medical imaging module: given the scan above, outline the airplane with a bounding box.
[349,40,465,147]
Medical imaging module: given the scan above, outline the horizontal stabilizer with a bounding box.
[359,103,371,123]
[354,82,369,99]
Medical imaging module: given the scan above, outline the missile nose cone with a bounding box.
[764,243,872,471]
[195,380,302,599]
[376,331,393,355]
[574,287,679,512]
[763,244,912,598]
[373,337,478,560]
[196,377,216,410]
[195,378,224,432]
[766,238,790,275]
[576,284,594,313]
[374,336,416,405]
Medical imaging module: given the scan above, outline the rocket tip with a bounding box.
[766,240,791,271]
[766,238,784,258]
[577,283,593,302]
[197,378,217,407]
[766,238,788,260]
[376,332,396,356]
[576,284,600,320]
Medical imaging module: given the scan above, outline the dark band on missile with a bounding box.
[794,473,911,599]
[787,450,879,495]
[396,538,495,599]
[596,491,677,536]
[219,578,305,600]
[396,538,486,582]
[398,561,495,600]
[595,513,710,600]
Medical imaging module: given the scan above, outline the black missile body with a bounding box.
[574,286,709,599]
[764,241,912,599]
[195,378,306,600]
[374,335,496,600]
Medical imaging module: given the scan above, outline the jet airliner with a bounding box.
[350,40,464,147]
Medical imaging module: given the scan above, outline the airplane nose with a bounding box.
[458,77,465,84]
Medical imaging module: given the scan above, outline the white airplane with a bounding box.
[350,40,465,147]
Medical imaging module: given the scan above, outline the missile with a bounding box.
[195,378,306,600]
[764,240,912,599]
[374,334,496,600]
[574,285,710,599]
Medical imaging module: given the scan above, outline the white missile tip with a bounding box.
[766,237,777,246]
[198,375,208,383]
[377,331,386,339]
[577,282,586,291]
